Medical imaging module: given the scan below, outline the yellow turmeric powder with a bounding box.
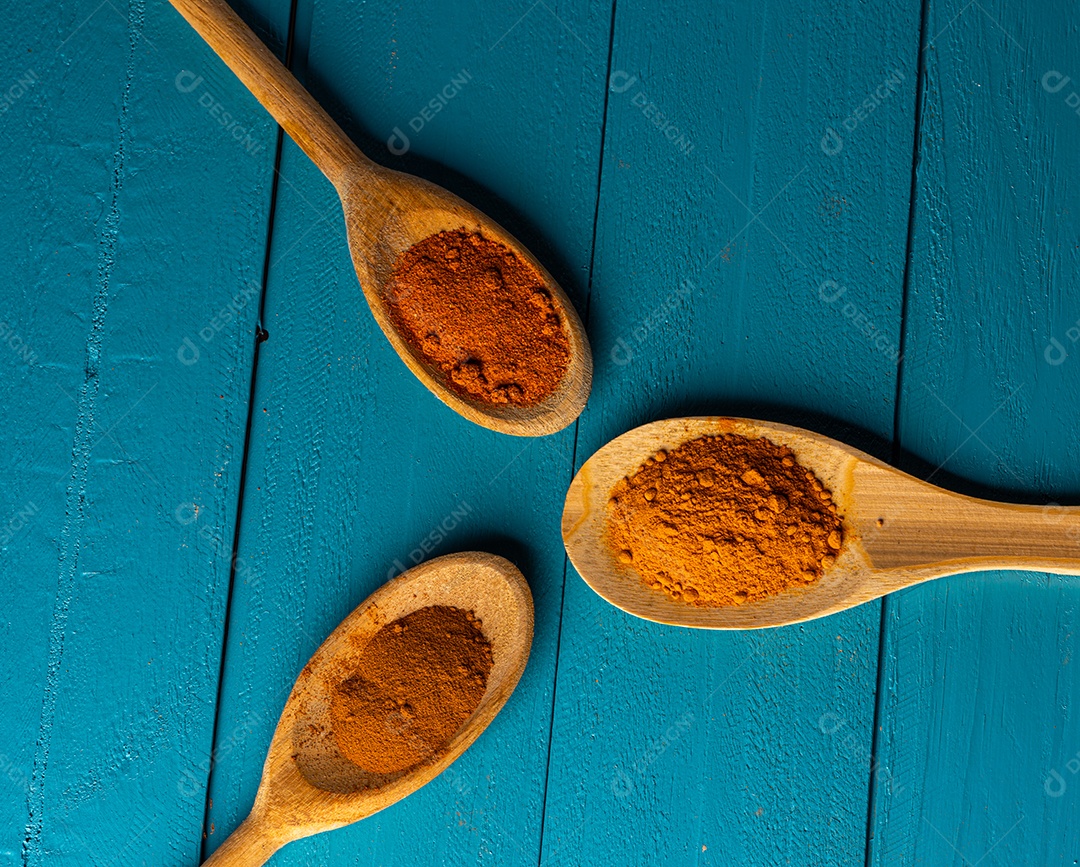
[605,433,843,606]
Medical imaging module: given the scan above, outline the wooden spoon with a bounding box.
[167,0,591,436]
[202,552,533,866]
[563,417,1080,630]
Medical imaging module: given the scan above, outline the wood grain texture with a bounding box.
[168,0,367,187]
[169,0,593,436]
[6,0,1074,864]
[870,0,1080,862]
[201,0,612,863]
[539,0,922,863]
[0,0,285,862]
[0,6,120,862]
[204,553,533,866]
[562,416,1080,629]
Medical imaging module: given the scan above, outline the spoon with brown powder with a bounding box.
[200,552,532,866]
[563,417,1080,629]
[167,0,591,436]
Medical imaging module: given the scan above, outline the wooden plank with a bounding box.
[540,1,922,863]
[871,0,1080,861]
[0,0,285,862]
[0,8,115,862]
[201,0,613,863]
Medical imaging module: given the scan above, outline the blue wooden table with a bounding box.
[3,0,1078,863]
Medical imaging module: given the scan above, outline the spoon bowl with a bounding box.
[338,168,592,436]
[203,552,533,866]
[168,0,591,436]
[563,417,1080,629]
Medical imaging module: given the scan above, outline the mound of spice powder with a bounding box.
[382,229,571,406]
[329,605,493,775]
[605,433,843,606]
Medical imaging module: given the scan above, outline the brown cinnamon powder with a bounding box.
[606,433,843,607]
[383,229,570,406]
[330,605,493,775]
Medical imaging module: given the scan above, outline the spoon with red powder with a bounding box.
[563,417,1080,629]
[200,553,532,866]
[168,0,591,436]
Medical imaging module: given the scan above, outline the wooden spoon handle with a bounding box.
[167,0,370,188]
[857,463,1080,574]
[201,816,284,867]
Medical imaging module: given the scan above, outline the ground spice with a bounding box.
[329,605,493,775]
[605,433,843,606]
[383,228,571,406]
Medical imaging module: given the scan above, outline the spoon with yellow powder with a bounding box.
[563,417,1080,629]
[201,552,533,866]
[167,0,591,436]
